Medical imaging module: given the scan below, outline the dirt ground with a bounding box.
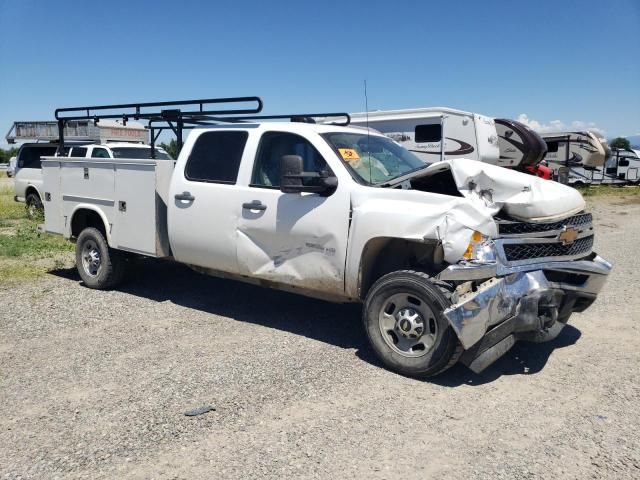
[1,196,639,479]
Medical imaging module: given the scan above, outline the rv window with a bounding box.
[185,131,248,184]
[70,147,87,157]
[619,159,630,167]
[546,141,559,153]
[415,124,442,143]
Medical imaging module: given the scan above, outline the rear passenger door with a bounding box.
[168,130,249,274]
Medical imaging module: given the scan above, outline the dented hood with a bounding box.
[419,159,586,222]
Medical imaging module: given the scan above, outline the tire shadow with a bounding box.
[48,259,582,385]
[427,325,582,387]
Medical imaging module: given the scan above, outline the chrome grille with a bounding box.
[497,212,592,236]
[503,235,594,262]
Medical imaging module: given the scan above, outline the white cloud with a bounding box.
[517,114,605,136]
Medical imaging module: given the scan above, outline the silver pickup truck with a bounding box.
[41,118,611,378]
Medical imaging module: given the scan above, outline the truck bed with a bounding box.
[41,157,174,258]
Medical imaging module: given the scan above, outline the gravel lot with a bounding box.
[1,196,639,479]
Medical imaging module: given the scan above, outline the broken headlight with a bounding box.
[462,231,496,263]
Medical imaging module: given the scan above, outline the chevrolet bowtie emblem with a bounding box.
[558,226,578,245]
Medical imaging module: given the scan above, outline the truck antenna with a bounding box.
[364,79,372,183]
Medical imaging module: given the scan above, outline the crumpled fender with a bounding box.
[345,188,497,298]
[420,159,586,222]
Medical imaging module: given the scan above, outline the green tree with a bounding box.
[159,139,179,159]
[0,147,19,163]
[610,137,631,149]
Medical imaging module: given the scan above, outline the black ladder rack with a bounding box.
[53,97,351,158]
[53,97,263,156]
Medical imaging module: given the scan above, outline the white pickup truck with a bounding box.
[41,120,612,378]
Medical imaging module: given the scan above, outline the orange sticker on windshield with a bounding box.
[338,148,360,161]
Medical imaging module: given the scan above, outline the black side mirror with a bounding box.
[280,155,304,192]
[280,155,337,195]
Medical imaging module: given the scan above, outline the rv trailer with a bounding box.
[591,148,640,185]
[346,108,500,165]
[345,108,549,177]
[540,131,609,186]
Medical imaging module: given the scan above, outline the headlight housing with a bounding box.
[462,231,496,263]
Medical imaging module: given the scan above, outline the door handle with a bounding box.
[242,201,267,211]
[175,191,195,201]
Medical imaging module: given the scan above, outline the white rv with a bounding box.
[346,108,548,175]
[347,108,500,165]
[540,131,610,186]
[591,148,640,185]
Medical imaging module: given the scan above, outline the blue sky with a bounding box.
[0,0,638,148]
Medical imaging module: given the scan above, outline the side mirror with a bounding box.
[280,155,337,195]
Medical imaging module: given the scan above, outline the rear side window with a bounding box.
[18,145,58,168]
[415,124,442,143]
[70,147,87,157]
[92,148,110,158]
[185,131,248,183]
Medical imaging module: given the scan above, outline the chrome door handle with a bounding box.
[175,191,195,201]
[242,201,267,211]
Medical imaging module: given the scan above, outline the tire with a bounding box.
[75,227,126,289]
[363,270,462,378]
[26,192,43,220]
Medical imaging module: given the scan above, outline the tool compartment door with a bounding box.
[111,161,158,255]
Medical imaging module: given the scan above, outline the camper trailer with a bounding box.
[345,108,548,175]
[540,131,609,186]
[590,148,640,185]
[347,108,500,165]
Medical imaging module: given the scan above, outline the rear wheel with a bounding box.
[75,227,126,289]
[363,270,461,378]
[26,192,43,220]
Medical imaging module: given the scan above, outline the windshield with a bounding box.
[110,147,171,160]
[322,132,426,184]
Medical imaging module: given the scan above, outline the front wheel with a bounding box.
[363,270,461,378]
[75,227,126,289]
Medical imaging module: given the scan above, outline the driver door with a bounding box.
[235,131,350,296]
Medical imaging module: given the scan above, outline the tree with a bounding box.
[610,137,631,150]
[0,147,19,163]
[159,139,179,159]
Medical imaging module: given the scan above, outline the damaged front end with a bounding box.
[437,212,612,373]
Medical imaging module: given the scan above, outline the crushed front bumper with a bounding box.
[437,254,612,372]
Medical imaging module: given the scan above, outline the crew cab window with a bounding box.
[185,131,248,184]
[251,132,331,188]
[70,147,87,157]
[91,148,110,158]
[415,124,442,143]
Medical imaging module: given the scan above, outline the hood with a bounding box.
[417,159,585,222]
